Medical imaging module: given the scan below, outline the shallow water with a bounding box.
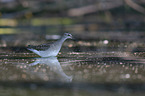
[0,40,145,96]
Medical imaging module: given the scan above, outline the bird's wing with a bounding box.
[27,43,52,51]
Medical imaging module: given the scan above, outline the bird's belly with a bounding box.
[39,50,59,57]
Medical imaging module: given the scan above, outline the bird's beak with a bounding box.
[70,35,74,39]
[71,36,73,39]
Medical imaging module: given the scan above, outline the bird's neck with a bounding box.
[55,36,67,45]
[58,36,67,44]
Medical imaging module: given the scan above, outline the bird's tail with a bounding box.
[27,48,40,56]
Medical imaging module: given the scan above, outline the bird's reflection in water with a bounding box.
[29,57,72,82]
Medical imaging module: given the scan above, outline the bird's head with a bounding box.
[63,33,73,39]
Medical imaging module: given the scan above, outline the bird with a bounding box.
[27,33,73,57]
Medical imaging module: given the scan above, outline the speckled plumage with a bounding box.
[27,33,72,57]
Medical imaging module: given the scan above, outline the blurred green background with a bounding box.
[0,0,145,47]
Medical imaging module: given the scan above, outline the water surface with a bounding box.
[0,39,145,96]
